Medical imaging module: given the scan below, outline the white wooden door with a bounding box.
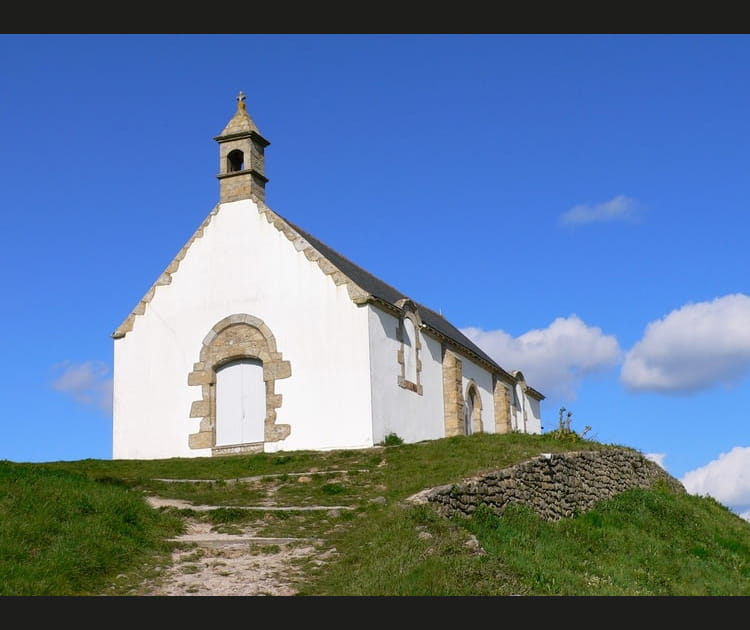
[215,359,265,447]
[464,392,473,435]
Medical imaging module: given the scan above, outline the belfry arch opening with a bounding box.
[228,149,245,172]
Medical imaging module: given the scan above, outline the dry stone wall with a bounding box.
[407,447,686,522]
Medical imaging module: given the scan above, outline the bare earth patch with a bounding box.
[134,497,335,596]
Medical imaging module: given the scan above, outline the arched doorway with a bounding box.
[464,383,482,435]
[187,313,292,455]
[463,391,474,435]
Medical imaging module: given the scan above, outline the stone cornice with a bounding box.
[212,130,269,146]
[216,168,269,183]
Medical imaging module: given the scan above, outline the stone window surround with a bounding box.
[395,299,423,395]
[187,313,291,456]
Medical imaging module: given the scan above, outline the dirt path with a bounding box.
[134,497,335,596]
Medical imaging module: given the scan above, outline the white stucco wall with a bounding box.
[506,381,543,435]
[113,199,374,459]
[367,307,445,444]
[524,394,543,434]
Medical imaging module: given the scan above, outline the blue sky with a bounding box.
[2,34,749,522]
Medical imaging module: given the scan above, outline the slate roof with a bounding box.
[286,216,543,399]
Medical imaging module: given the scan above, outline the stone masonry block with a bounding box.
[190,400,210,418]
[188,370,212,386]
[189,431,213,449]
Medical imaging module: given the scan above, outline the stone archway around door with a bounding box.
[187,313,291,456]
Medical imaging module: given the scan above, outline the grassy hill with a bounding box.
[2,430,749,596]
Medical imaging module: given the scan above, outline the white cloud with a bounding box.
[51,360,113,416]
[462,315,621,400]
[620,294,750,394]
[681,447,750,522]
[559,195,640,226]
[644,452,667,469]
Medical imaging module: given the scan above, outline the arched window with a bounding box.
[511,370,527,433]
[404,316,417,384]
[396,300,423,395]
[228,149,245,173]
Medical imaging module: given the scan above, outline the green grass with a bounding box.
[460,486,750,596]
[2,431,749,596]
[0,461,183,595]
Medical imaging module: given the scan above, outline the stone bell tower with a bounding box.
[214,91,270,203]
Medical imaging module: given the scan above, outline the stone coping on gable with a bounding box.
[112,196,372,340]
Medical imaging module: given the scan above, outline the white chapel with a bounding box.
[111,92,544,460]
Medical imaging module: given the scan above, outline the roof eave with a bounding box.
[365,295,516,382]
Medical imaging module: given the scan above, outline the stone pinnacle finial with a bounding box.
[237,90,246,111]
